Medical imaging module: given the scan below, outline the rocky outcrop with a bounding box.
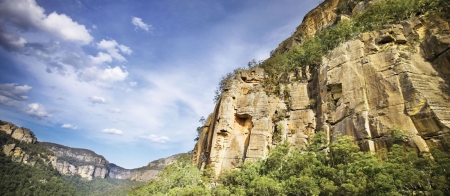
[42,142,110,180]
[275,0,380,55]
[109,163,133,180]
[193,0,450,177]
[129,153,185,181]
[0,120,37,143]
[41,142,184,181]
[0,121,56,167]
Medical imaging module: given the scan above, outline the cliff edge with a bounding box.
[192,0,450,176]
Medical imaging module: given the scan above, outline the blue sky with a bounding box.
[0,0,320,169]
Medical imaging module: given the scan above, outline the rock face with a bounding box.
[42,142,110,180]
[42,142,183,181]
[129,153,185,181]
[193,0,450,177]
[0,120,37,143]
[1,120,182,181]
[109,163,133,180]
[1,120,56,167]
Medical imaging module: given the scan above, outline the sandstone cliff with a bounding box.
[109,163,133,180]
[0,120,37,143]
[1,120,56,167]
[41,142,111,180]
[42,142,185,181]
[193,0,450,177]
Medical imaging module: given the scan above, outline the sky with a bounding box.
[0,0,320,169]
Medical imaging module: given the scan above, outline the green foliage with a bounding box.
[258,0,449,94]
[195,116,206,141]
[63,175,143,196]
[129,154,212,196]
[390,128,405,141]
[272,122,284,144]
[128,130,450,195]
[214,68,245,102]
[0,131,76,196]
[213,133,450,196]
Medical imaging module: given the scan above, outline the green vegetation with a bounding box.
[214,0,449,96]
[260,0,448,92]
[0,131,76,196]
[214,68,245,102]
[129,154,211,196]
[63,175,144,196]
[129,132,450,195]
[194,116,206,141]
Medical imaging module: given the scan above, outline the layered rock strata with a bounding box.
[42,142,110,180]
[109,163,133,180]
[0,120,37,143]
[193,0,450,177]
[1,120,56,166]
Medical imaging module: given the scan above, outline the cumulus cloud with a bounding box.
[80,66,129,82]
[0,0,93,44]
[61,124,77,130]
[88,95,106,104]
[97,39,132,62]
[143,134,170,143]
[25,103,51,118]
[89,52,112,65]
[100,66,129,81]
[41,12,93,44]
[102,128,123,135]
[131,17,152,32]
[0,0,132,84]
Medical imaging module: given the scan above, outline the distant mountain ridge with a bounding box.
[0,120,185,182]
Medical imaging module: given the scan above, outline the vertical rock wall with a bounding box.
[192,1,450,177]
[42,142,110,180]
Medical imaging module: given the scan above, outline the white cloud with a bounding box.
[42,12,93,44]
[61,124,77,130]
[100,66,129,81]
[89,52,112,65]
[25,103,51,118]
[118,45,132,55]
[79,66,128,82]
[102,128,123,135]
[0,0,93,44]
[131,17,152,32]
[0,83,32,101]
[143,134,170,143]
[129,82,137,87]
[88,95,106,104]
[97,40,132,62]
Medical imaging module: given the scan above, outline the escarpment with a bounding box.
[1,120,56,166]
[193,0,450,177]
[1,120,37,144]
[1,120,183,181]
[41,142,111,180]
